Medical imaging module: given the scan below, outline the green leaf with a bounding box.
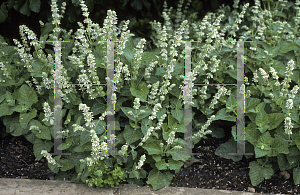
[293,167,300,185]
[90,119,106,134]
[0,87,6,103]
[73,145,84,152]
[282,106,299,124]
[248,160,274,186]
[141,52,156,62]
[278,40,300,54]
[80,130,91,145]
[70,152,90,167]
[130,82,149,102]
[267,113,284,130]
[295,135,300,151]
[215,138,243,162]
[146,169,173,190]
[123,124,143,145]
[29,119,52,140]
[104,158,113,167]
[64,108,76,125]
[255,109,269,133]
[268,138,289,157]
[68,93,82,105]
[0,101,14,117]
[33,138,53,160]
[255,131,273,158]
[132,150,137,160]
[171,108,184,124]
[57,142,72,150]
[166,146,191,162]
[24,132,36,144]
[142,140,163,155]
[256,102,266,113]
[168,159,184,173]
[210,122,226,139]
[5,90,14,105]
[132,170,140,179]
[19,108,37,129]
[130,122,140,129]
[120,107,152,122]
[151,154,161,162]
[214,108,236,122]
[29,0,40,13]
[245,97,261,114]
[171,122,185,133]
[41,22,54,37]
[11,105,26,112]
[60,159,75,171]
[47,155,61,174]
[168,114,177,127]
[123,37,135,63]
[226,95,237,112]
[30,61,46,77]
[286,147,300,168]
[274,11,287,19]
[20,0,31,16]
[75,115,83,126]
[162,123,169,141]
[274,131,289,149]
[3,115,28,136]
[73,142,91,152]
[90,102,106,116]
[245,122,261,145]
[277,153,291,171]
[0,3,8,23]
[155,67,166,76]
[17,84,38,109]
[155,159,168,170]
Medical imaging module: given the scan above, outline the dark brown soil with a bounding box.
[1,125,300,194]
[169,133,300,194]
[0,133,55,180]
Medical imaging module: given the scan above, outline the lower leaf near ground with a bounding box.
[146,168,173,190]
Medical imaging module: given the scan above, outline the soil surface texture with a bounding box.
[1,129,300,194]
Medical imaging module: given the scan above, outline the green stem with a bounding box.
[261,156,269,167]
[163,143,170,153]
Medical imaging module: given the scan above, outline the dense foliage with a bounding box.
[0,0,299,190]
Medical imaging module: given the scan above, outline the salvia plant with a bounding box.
[0,0,299,190]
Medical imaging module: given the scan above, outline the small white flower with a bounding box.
[286,59,295,77]
[289,85,299,99]
[193,115,215,140]
[133,98,141,110]
[239,84,245,94]
[141,127,155,143]
[284,117,293,135]
[136,154,146,170]
[286,99,293,110]
[149,103,162,120]
[127,111,134,116]
[41,150,56,165]
[119,144,128,156]
[259,68,269,81]
[167,131,175,145]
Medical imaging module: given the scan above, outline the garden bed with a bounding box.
[1,121,300,194]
